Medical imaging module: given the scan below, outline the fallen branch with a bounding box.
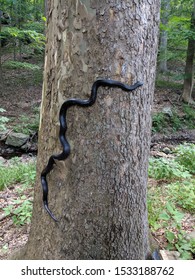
[0,213,10,222]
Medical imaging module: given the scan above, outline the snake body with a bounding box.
[41,79,143,222]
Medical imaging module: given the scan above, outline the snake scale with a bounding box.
[41,79,143,222]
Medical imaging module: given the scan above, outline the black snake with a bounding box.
[41,79,143,222]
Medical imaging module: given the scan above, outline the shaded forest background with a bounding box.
[0,0,195,260]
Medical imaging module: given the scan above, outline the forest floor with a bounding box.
[0,59,195,260]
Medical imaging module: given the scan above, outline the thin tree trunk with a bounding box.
[159,0,170,73]
[0,10,2,78]
[14,0,160,260]
[44,0,48,18]
[182,1,195,104]
[159,29,168,73]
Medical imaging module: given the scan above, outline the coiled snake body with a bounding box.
[41,79,143,222]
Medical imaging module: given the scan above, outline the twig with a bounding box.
[0,213,10,222]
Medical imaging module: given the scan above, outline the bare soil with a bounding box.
[0,66,42,121]
[0,61,194,259]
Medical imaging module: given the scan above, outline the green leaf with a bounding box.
[180,251,192,260]
[166,243,175,250]
[180,243,191,251]
[3,206,12,215]
[166,231,175,243]
[173,212,184,223]
[166,202,175,215]
[159,211,170,221]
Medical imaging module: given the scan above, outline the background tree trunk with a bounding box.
[44,0,48,18]
[0,10,2,78]
[159,0,170,73]
[182,0,195,104]
[18,0,160,260]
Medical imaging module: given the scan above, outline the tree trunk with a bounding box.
[0,10,2,78]
[182,1,195,104]
[159,29,168,73]
[44,0,48,18]
[17,0,160,260]
[159,0,170,73]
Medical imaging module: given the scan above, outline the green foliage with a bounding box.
[159,202,184,225]
[183,104,195,119]
[3,60,40,70]
[152,112,167,132]
[170,111,182,131]
[166,179,195,213]
[3,197,33,225]
[156,68,185,87]
[1,27,45,53]
[14,162,36,194]
[147,187,165,231]
[0,0,45,65]
[182,104,195,129]
[158,0,195,78]
[175,143,195,174]
[1,155,36,225]
[0,158,36,191]
[160,202,194,260]
[21,29,45,53]
[13,112,40,134]
[1,0,45,26]
[148,188,195,259]
[0,108,9,131]
[148,143,195,180]
[190,238,195,255]
[148,157,191,180]
[23,21,45,34]
[152,105,195,133]
[167,15,192,42]
[155,78,183,89]
[148,142,195,260]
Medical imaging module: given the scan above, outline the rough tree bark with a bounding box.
[182,0,195,104]
[14,0,160,260]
